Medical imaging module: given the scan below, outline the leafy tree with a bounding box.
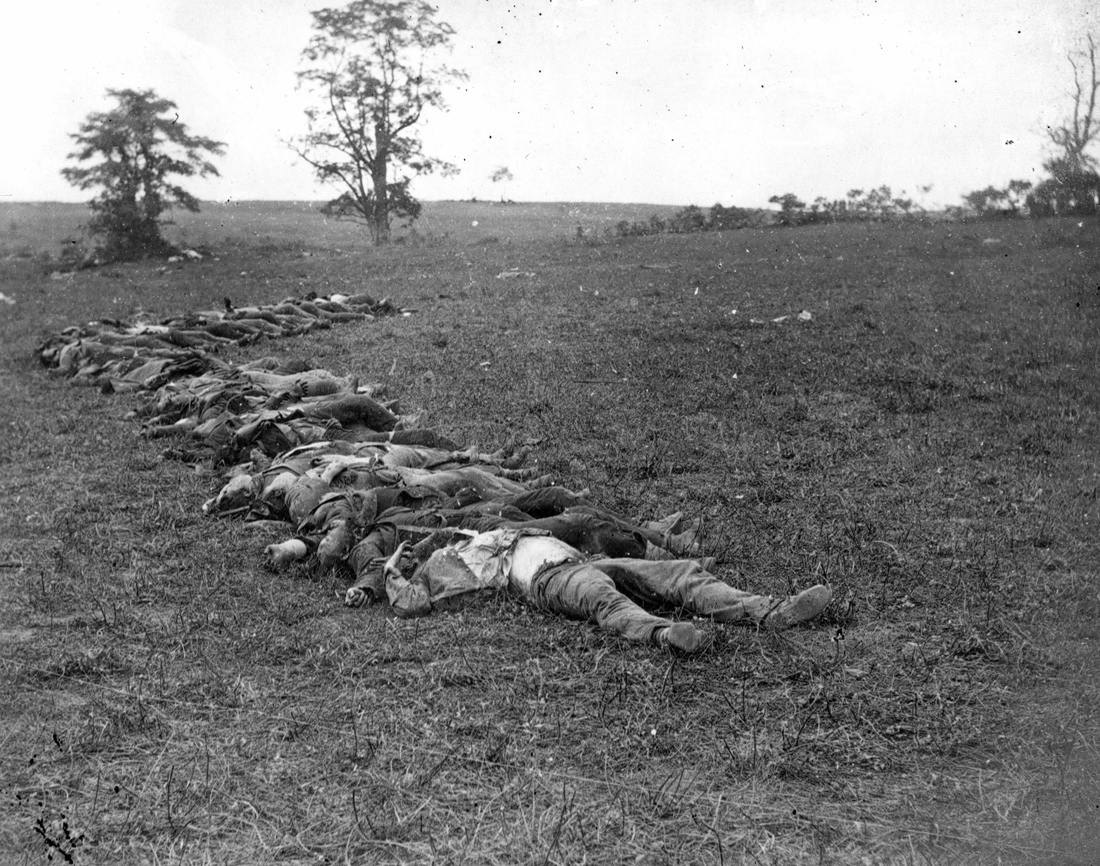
[490,166,514,202]
[963,186,1000,216]
[669,204,707,233]
[963,180,1034,217]
[1005,179,1033,211]
[892,194,914,215]
[798,197,831,225]
[295,0,467,243]
[709,203,757,230]
[768,193,805,226]
[61,88,225,262]
[845,189,866,218]
[1029,160,1100,216]
[863,185,893,217]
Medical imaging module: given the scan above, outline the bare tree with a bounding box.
[1031,34,1100,216]
[1046,34,1100,172]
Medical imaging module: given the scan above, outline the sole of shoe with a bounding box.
[664,622,708,653]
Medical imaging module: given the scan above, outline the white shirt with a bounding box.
[386,529,581,617]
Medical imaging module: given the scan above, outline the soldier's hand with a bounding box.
[345,587,369,607]
[383,541,408,581]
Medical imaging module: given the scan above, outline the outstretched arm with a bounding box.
[344,524,399,607]
[411,527,464,560]
[344,525,459,609]
[383,542,434,618]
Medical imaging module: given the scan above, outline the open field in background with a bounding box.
[0,200,686,257]
[1,202,1099,864]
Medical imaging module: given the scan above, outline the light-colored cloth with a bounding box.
[384,529,831,646]
[528,559,830,640]
[393,466,531,499]
[385,529,578,617]
[508,534,585,592]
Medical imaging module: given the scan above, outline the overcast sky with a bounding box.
[1,0,1094,208]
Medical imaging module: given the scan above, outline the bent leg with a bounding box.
[517,514,647,558]
[526,562,675,644]
[507,487,590,517]
[587,559,772,623]
[563,506,698,555]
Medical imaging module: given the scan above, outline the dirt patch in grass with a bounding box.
[1,209,1098,864]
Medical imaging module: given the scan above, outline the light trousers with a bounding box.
[527,558,766,644]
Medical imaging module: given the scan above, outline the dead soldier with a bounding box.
[355,528,833,652]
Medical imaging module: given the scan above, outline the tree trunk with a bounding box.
[372,121,390,244]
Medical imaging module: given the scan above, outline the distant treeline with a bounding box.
[605,204,769,239]
[600,187,939,240]
[599,173,1100,240]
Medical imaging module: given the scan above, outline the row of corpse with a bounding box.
[37,292,402,393]
[37,289,704,612]
[135,357,431,467]
[179,367,705,608]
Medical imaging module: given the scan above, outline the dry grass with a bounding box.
[1,204,1098,864]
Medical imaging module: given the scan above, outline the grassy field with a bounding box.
[1,201,1098,865]
[0,200,685,258]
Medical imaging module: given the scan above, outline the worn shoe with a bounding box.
[762,585,833,629]
[655,622,708,653]
[646,511,684,535]
[663,527,702,556]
